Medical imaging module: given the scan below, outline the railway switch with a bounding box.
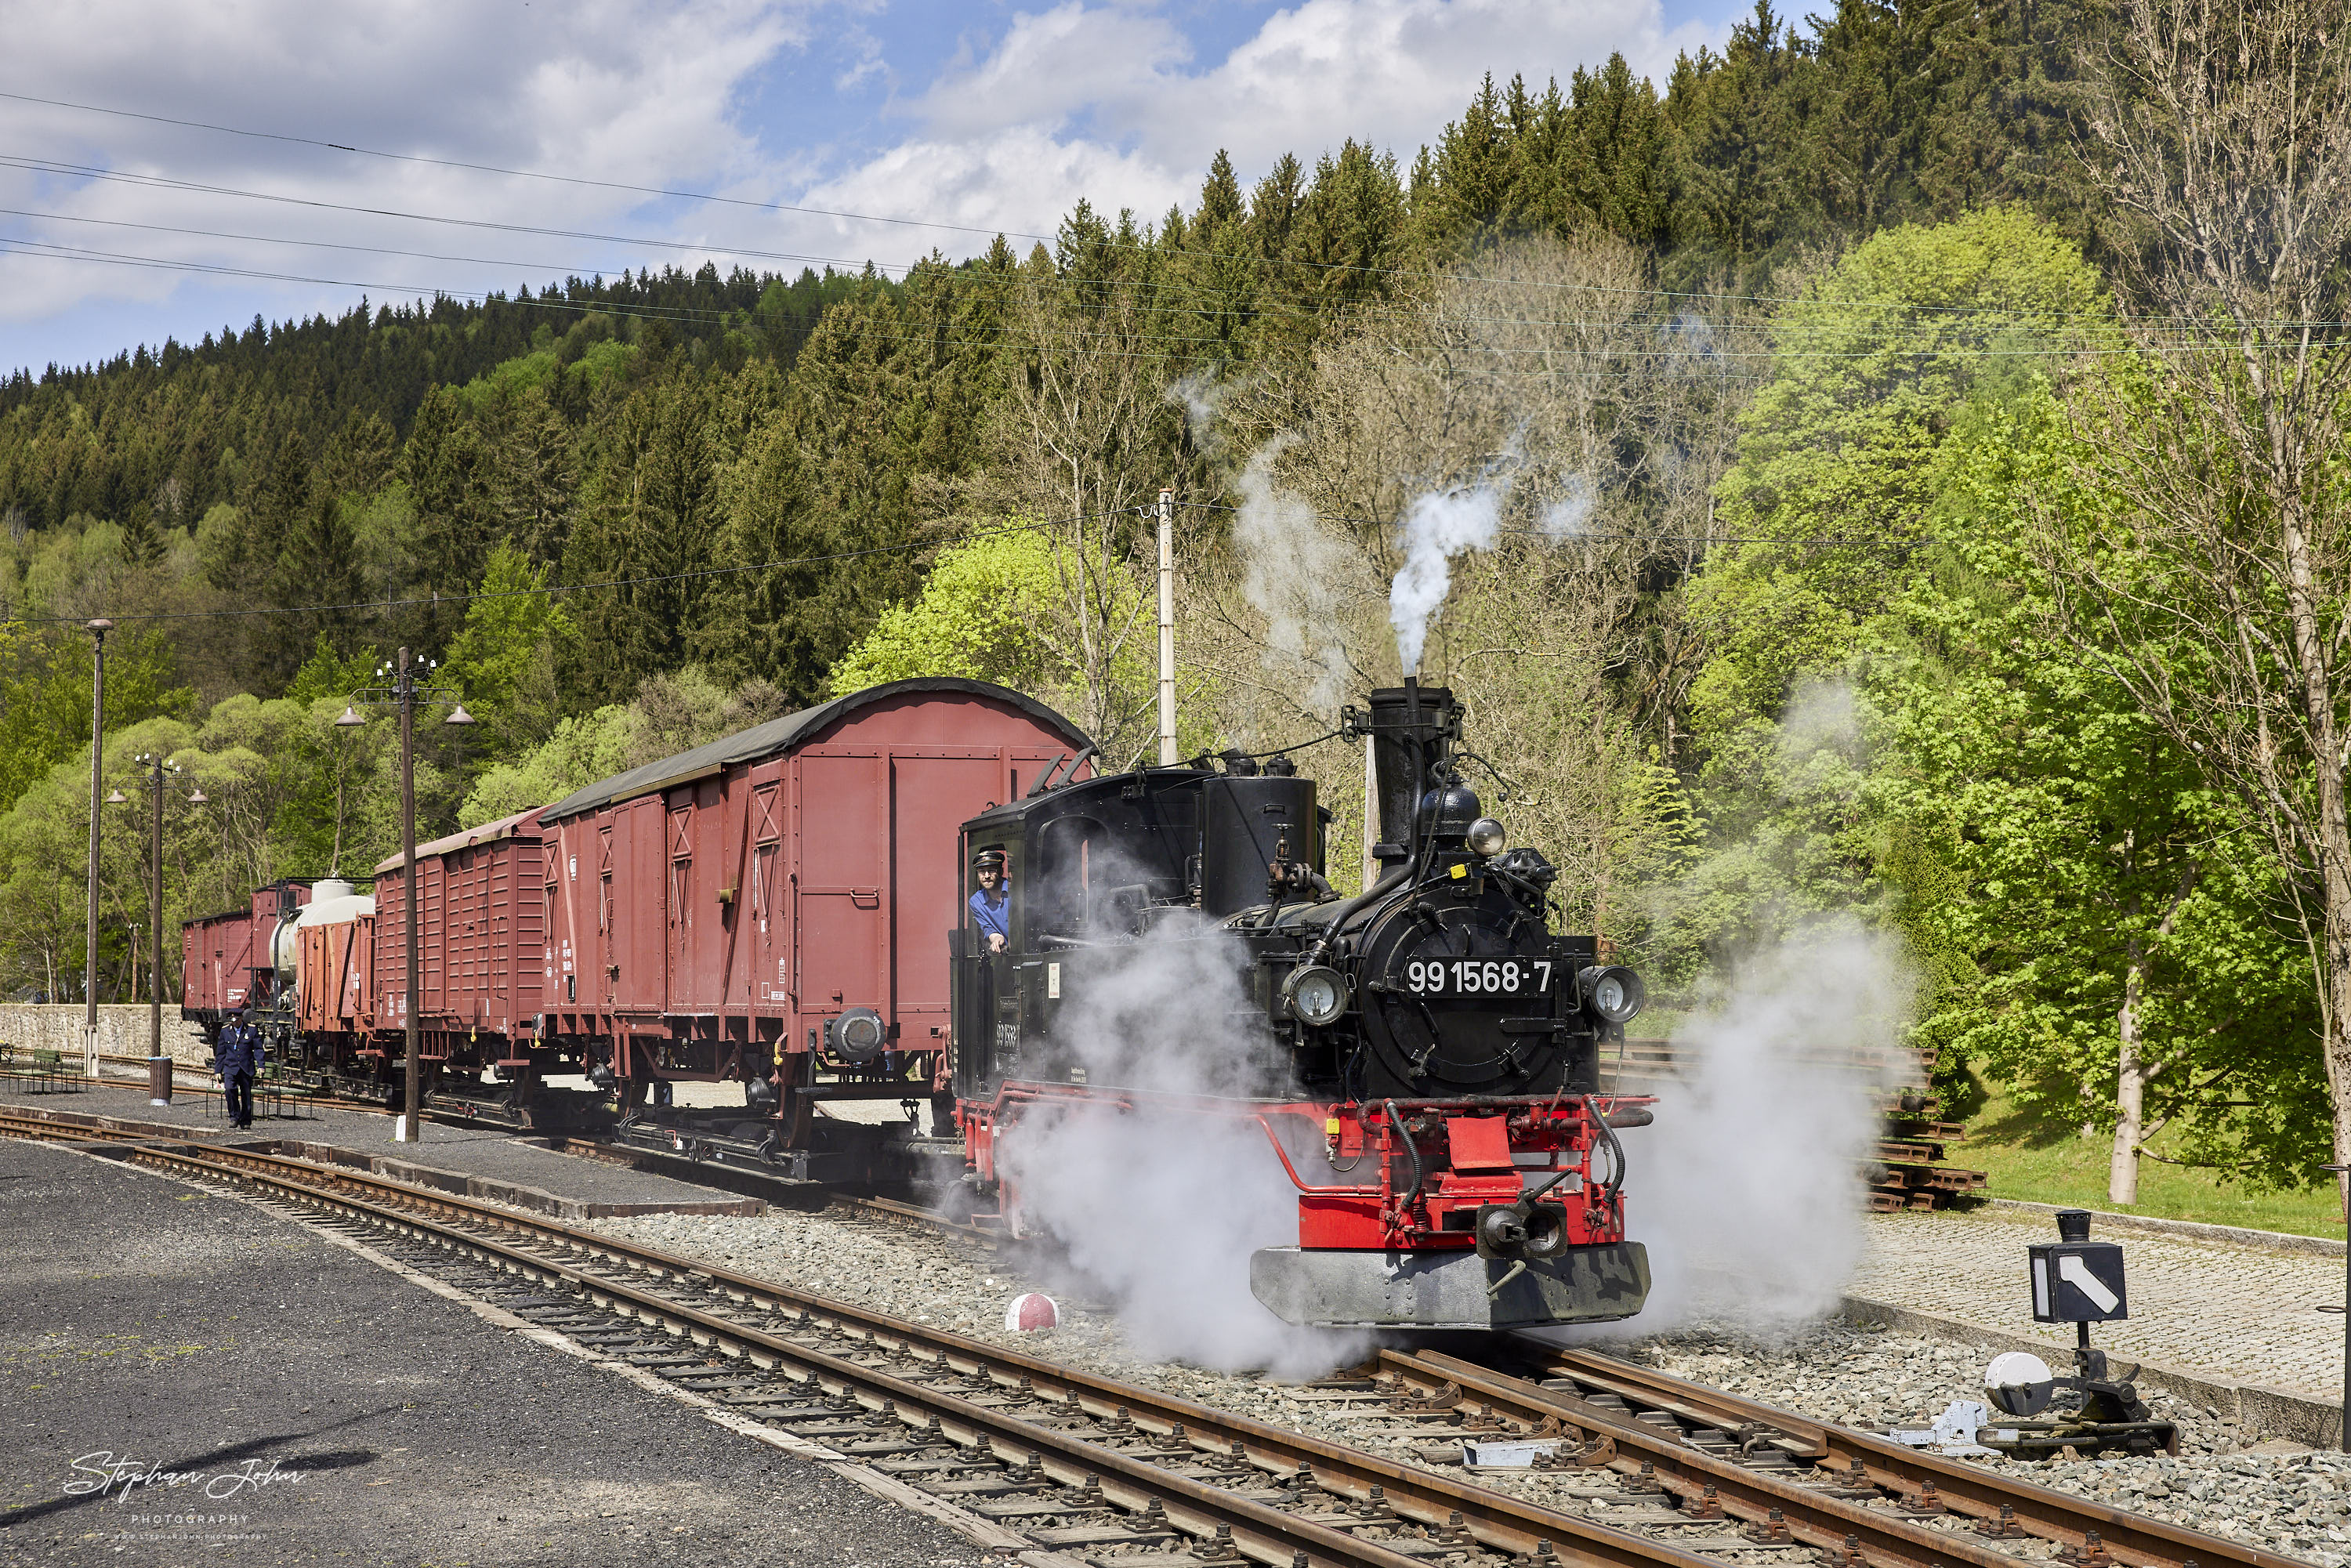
[1971,1210,2177,1458]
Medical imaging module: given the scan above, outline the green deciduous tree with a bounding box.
[1877,393,2323,1196]
[829,526,1067,696]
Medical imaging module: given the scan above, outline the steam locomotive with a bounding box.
[949,682,1654,1331]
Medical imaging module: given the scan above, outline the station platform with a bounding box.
[0,1135,969,1566]
[0,1075,763,1221]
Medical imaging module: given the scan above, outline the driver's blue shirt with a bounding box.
[969,883,1011,944]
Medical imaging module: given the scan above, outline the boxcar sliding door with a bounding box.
[795,752,886,1034]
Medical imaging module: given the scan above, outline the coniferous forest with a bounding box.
[7,0,2351,1202]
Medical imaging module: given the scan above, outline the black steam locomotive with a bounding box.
[947,683,1654,1331]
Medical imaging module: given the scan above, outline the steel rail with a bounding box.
[1516,1345,2286,1568]
[100,1137,1413,1568]
[20,1123,1726,1568]
[1389,1349,2295,1568]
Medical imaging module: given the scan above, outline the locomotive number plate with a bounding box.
[1402,958,1554,997]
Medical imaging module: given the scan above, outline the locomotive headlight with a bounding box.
[1282,965,1350,1027]
[1466,817,1508,856]
[1578,964,1646,1024]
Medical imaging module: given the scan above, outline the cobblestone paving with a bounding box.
[1853,1208,2344,1396]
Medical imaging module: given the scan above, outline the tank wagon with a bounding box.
[180,879,315,1048]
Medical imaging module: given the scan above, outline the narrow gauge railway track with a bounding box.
[0,1112,1713,1568]
[1479,1343,2267,1568]
[1368,1346,2295,1568]
[824,1183,2300,1568]
[2,1110,2298,1568]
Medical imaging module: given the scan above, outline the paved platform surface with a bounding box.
[0,1077,755,1216]
[1854,1207,2341,1400]
[0,1137,978,1567]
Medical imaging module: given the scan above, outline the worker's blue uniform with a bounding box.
[216,1019,263,1128]
[968,883,1012,947]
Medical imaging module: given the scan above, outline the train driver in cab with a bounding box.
[969,846,1012,954]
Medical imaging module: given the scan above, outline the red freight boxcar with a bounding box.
[534,678,1089,1139]
[365,808,554,1096]
[179,879,313,1045]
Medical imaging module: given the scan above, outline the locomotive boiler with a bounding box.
[949,682,1654,1331]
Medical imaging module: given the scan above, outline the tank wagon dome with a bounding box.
[536,677,1091,825]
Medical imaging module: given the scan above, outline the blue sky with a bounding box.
[1,1,1739,376]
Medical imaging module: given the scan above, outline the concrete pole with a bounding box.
[150,756,164,1062]
[84,618,111,1077]
[400,649,421,1144]
[1157,487,1176,766]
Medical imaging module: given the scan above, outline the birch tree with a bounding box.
[2046,0,2351,1194]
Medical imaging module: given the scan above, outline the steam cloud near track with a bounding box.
[994,906,1371,1377]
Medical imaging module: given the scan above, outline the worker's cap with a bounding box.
[971,846,1008,871]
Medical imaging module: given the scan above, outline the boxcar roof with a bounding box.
[372,809,538,876]
[537,677,1089,827]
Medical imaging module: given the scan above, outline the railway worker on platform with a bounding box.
[216,1010,263,1128]
[969,847,1012,954]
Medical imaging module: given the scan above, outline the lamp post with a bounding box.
[338,647,473,1143]
[114,752,184,1103]
[84,617,112,1077]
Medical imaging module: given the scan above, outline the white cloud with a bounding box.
[0,0,820,328]
[806,0,1719,252]
[899,0,1715,187]
[0,0,1732,362]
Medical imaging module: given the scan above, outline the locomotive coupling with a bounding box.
[1473,1199,1570,1260]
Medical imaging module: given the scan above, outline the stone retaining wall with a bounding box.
[0,1002,209,1071]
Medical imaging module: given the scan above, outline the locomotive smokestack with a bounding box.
[1364,683,1462,868]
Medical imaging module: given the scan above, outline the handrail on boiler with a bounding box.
[1252,1112,1377,1197]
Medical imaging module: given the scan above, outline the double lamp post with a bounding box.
[339,647,472,1143]
[79,628,465,1139]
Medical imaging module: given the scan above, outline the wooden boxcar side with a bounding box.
[295,901,375,1037]
[535,679,1089,1092]
[371,809,547,1054]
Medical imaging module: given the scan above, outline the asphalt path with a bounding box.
[0,1137,989,1567]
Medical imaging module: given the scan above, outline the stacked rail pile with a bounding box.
[1603,1037,1988,1211]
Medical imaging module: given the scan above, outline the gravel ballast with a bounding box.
[588,1201,2351,1566]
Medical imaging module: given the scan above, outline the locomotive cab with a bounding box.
[950,681,1654,1332]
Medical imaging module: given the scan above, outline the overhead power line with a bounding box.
[0,88,1048,245]
[0,89,2284,327]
